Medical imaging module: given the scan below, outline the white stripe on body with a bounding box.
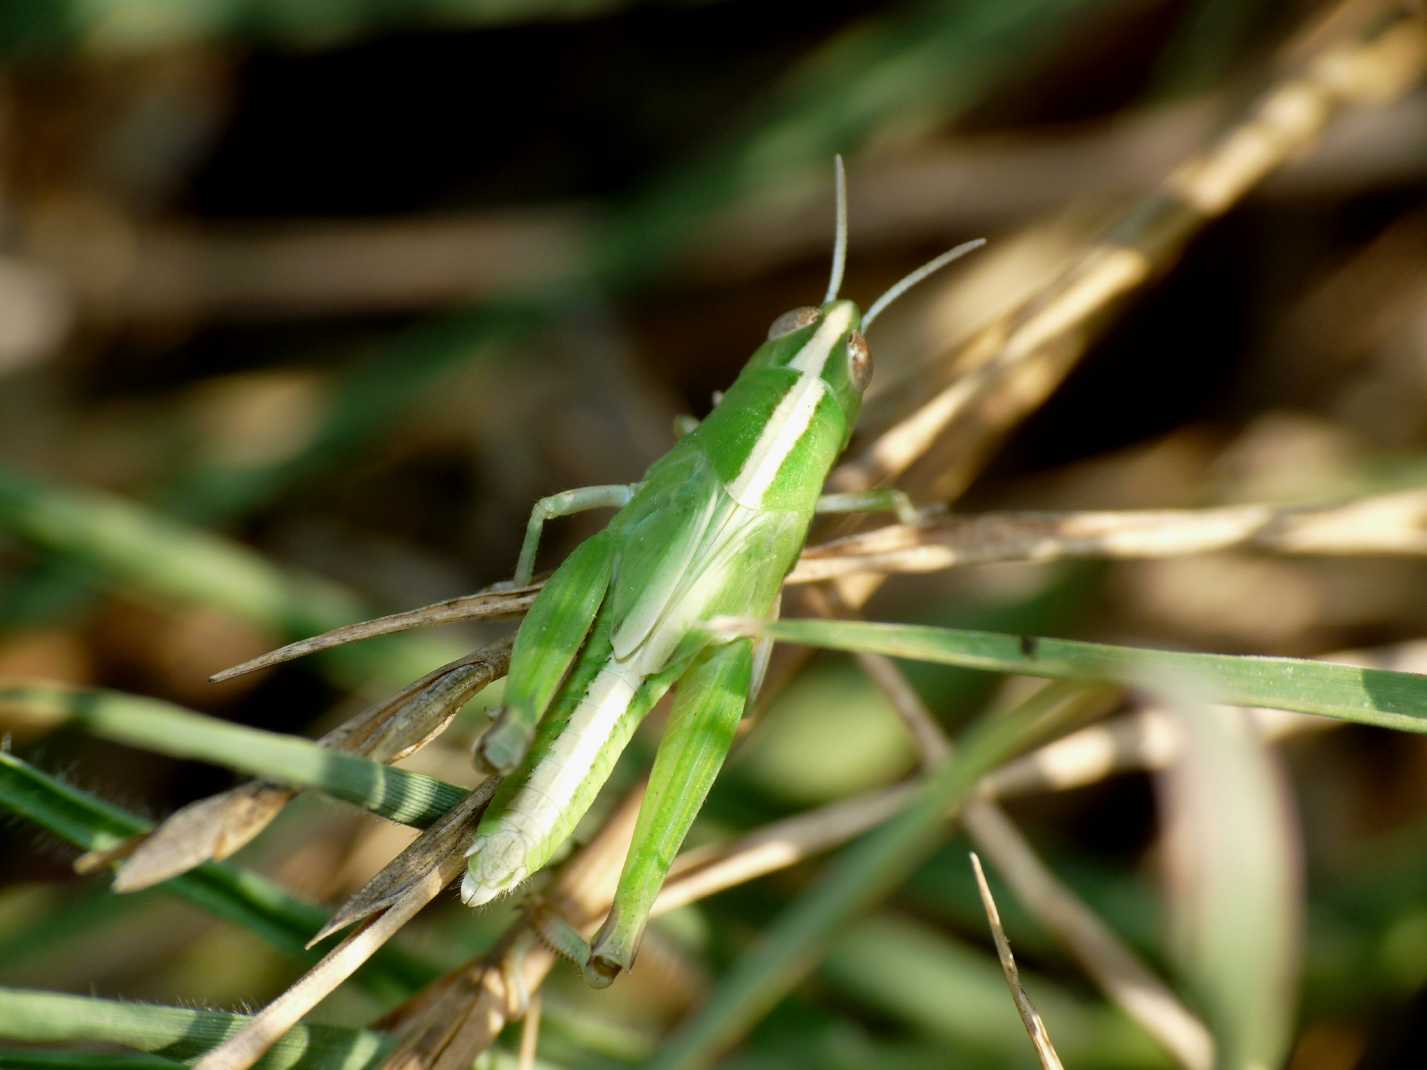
[462,662,639,906]
[461,517,756,906]
[725,376,824,510]
[727,304,852,510]
[788,302,854,376]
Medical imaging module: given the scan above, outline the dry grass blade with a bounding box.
[963,801,1213,1069]
[832,8,1427,501]
[323,641,515,763]
[377,931,538,1070]
[310,777,500,947]
[853,645,1213,1067]
[196,885,435,1070]
[517,992,541,1070]
[971,852,1064,1070]
[654,783,915,916]
[104,641,511,891]
[191,784,494,1070]
[210,586,536,682]
[101,782,292,890]
[789,489,1427,583]
[379,790,644,1070]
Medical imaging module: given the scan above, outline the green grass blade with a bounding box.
[651,681,1106,1070]
[0,468,464,684]
[0,0,1114,666]
[595,0,1113,284]
[0,680,465,826]
[0,468,361,629]
[735,618,1427,733]
[0,0,653,57]
[1160,701,1300,1069]
[0,1050,184,1070]
[161,312,524,526]
[0,751,436,996]
[0,988,388,1070]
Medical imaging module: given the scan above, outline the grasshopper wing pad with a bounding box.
[608,448,723,661]
[503,530,615,722]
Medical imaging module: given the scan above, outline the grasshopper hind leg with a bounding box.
[584,638,753,987]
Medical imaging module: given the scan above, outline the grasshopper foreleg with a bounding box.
[814,487,934,526]
[514,484,636,587]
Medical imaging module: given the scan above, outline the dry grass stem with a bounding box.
[655,638,1427,923]
[190,785,493,1070]
[516,991,541,1070]
[103,210,588,321]
[701,95,1427,276]
[103,641,510,890]
[654,785,916,916]
[61,89,1427,326]
[906,697,1214,1066]
[800,583,950,768]
[831,9,1427,501]
[777,608,1212,1069]
[379,789,645,1069]
[309,777,500,946]
[971,851,1065,1070]
[963,799,1213,1069]
[789,489,1427,583]
[210,587,534,683]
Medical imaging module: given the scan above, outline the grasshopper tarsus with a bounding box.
[475,714,533,775]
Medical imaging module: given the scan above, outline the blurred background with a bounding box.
[2,1,1427,1067]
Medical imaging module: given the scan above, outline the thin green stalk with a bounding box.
[594,0,1114,285]
[0,680,465,826]
[0,751,437,996]
[0,468,464,685]
[824,914,1169,1068]
[0,1051,183,1070]
[0,0,655,56]
[0,989,388,1070]
[739,618,1427,734]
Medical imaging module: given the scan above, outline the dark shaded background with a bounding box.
[3,2,1427,1067]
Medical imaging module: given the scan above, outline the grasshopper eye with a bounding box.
[847,331,872,390]
[767,306,820,340]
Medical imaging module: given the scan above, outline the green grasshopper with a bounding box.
[462,159,983,986]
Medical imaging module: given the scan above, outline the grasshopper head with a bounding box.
[760,298,870,434]
[737,159,984,449]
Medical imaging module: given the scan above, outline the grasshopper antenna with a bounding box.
[862,237,986,330]
[823,154,848,304]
